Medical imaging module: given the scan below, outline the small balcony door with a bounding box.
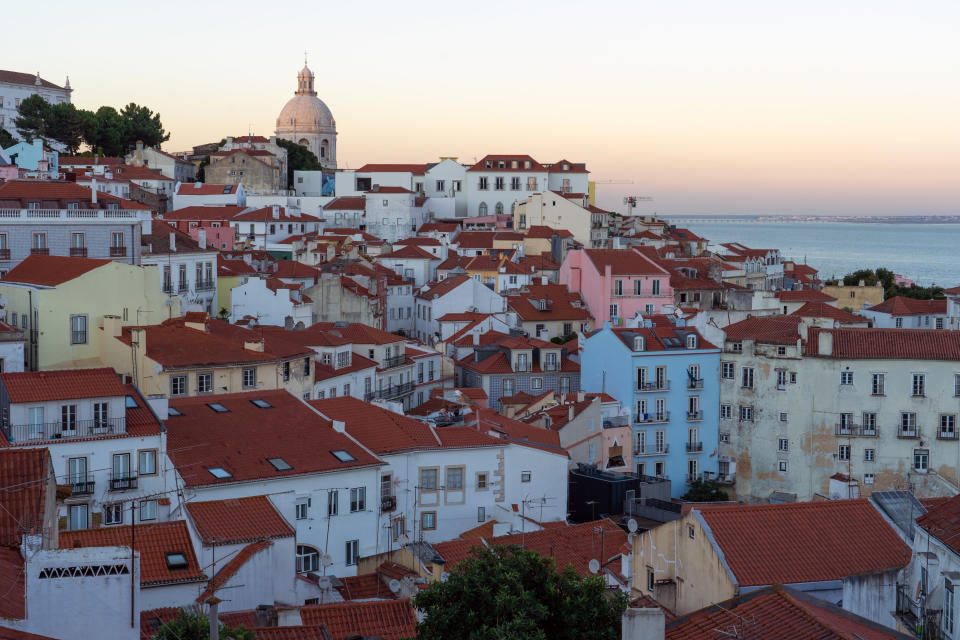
[28,407,44,440]
[61,404,77,436]
[68,457,87,488]
[113,453,131,486]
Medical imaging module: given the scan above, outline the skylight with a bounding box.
[125,395,138,408]
[165,552,188,569]
[207,403,230,413]
[251,399,272,409]
[331,450,356,462]
[167,407,182,417]
[207,467,232,479]
[267,457,292,471]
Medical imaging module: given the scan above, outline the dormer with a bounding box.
[686,334,698,349]
[512,349,533,373]
[633,335,645,351]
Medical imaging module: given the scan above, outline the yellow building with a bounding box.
[0,255,177,371]
[821,281,885,312]
[100,313,314,400]
[215,255,257,317]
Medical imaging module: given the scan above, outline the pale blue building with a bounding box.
[580,315,721,498]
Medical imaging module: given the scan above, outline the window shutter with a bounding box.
[91,512,103,527]
[58,516,67,530]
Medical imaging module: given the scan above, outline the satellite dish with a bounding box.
[316,575,332,590]
[627,518,638,534]
[154,364,163,374]
[440,572,450,583]
[588,559,600,574]
[388,579,401,593]
[320,553,333,568]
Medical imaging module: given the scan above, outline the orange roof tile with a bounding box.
[186,496,294,544]
[467,155,546,173]
[917,494,960,554]
[723,315,803,345]
[506,283,592,321]
[791,302,866,324]
[163,205,248,221]
[776,289,837,302]
[337,572,396,600]
[298,599,417,640]
[584,249,668,276]
[60,521,205,585]
[175,183,240,195]
[866,296,947,316]
[310,397,442,454]
[0,367,125,403]
[491,519,624,576]
[2,254,111,286]
[249,626,330,640]
[806,327,960,360]
[0,180,150,210]
[324,196,365,210]
[0,448,48,549]
[417,275,470,300]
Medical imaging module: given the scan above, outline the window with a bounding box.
[478,506,486,522]
[283,361,291,382]
[345,539,359,566]
[778,460,788,472]
[871,373,885,396]
[197,372,212,394]
[267,457,292,471]
[912,373,926,397]
[914,449,929,472]
[476,472,488,490]
[242,368,256,388]
[138,450,157,476]
[421,511,437,531]
[651,280,660,295]
[840,371,854,386]
[296,545,320,572]
[104,503,123,525]
[739,406,754,422]
[446,467,464,490]
[350,487,366,512]
[420,468,438,490]
[327,490,339,516]
[559,377,571,394]
[614,280,623,296]
[139,500,157,521]
[70,315,88,344]
[721,362,734,379]
[741,367,754,389]
[170,375,186,396]
[790,372,797,384]
[941,414,957,439]
[730,342,743,353]
[776,370,788,389]
[32,232,47,249]
[947,579,956,635]
[937,318,945,330]
[531,377,543,390]
[207,467,231,478]
[895,317,903,328]
[901,412,918,436]
[719,432,730,443]
[955,373,960,397]
[838,445,850,461]
[720,404,732,419]
[647,569,655,591]
[609,303,619,320]
[864,448,875,462]
[862,412,878,435]
[296,499,309,520]
[521,471,532,483]
[778,438,789,452]
[502,378,515,396]
[68,504,88,531]
[776,346,786,356]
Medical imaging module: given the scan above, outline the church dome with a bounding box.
[276,94,335,132]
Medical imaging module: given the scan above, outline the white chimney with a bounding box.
[621,608,665,640]
[91,179,97,204]
[198,228,207,249]
[271,205,280,219]
[817,330,833,356]
[169,232,176,252]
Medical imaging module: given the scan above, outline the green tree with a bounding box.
[13,94,52,142]
[46,102,91,154]
[120,102,170,148]
[0,128,16,148]
[414,545,627,640]
[276,138,322,185]
[682,479,729,501]
[150,610,253,640]
[84,106,126,156]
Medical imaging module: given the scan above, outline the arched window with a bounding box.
[478,202,488,216]
[495,202,504,215]
[298,138,309,147]
[321,139,329,159]
[296,545,320,572]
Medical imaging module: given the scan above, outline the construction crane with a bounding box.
[623,195,654,216]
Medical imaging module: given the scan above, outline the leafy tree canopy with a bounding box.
[0,128,16,149]
[276,138,322,185]
[551,332,578,345]
[150,610,252,640]
[829,267,944,301]
[682,479,729,502]
[414,545,627,640]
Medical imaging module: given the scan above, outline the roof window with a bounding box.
[633,336,645,351]
[125,395,138,408]
[331,450,356,462]
[267,457,292,471]
[207,403,230,413]
[167,407,182,417]
[250,399,273,409]
[165,552,188,570]
[207,467,232,479]
[222,186,231,194]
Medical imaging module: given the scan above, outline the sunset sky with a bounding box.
[6,0,959,215]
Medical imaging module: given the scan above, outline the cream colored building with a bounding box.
[822,281,885,312]
[0,255,176,371]
[275,61,337,168]
[514,191,609,248]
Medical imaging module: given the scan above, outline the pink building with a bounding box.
[560,248,673,326]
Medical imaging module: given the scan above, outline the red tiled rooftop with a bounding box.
[723,315,803,345]
[376,245,439,260]
[0,367,124,403]
[506,283,592,321]
[467,155,546,172]
[806,327,960,360]
[491,519,624,576]
[417,275,470,300]
[583,249,669,276]
[324,196,365,210]
[0,449,48,550]
[337,572,396,600]
[310,396,442,454]
[2,254,111,286]
[866,296,947,316]
[186,496,294,544]
[917,494,960,554]
[298,599,417,640]
[792,302,866,324]
[777,289,837,302]
[60,521,205,586]
[696,499,909,587]
[163,204,247,220]
[250,626,331,640]
[175,183,240,195]
[0,180,150,209]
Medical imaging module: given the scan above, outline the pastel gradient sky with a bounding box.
[6,0,960,215]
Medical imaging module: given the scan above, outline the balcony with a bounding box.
[30,247,50,255]
[68,476,95,496]
[178,283,189,293]
[895,584,942,640]
[381,495,397,513]
[686,410,703,421]
[897,425,920,439]
[635,411,670,425]
[69,247,87,257]
[634,444,669,457]
[380,354,408,370]
[938,430,959,441]
[2,417,126,444]
[686,473,704,484]
[109,473,138,491]
[0,248,8,260]
[636,381,669,393]
[0,207,146,221]
[687,378,704,390]
[364,382,414,401]
[196,280,216,292]
[686,441,703,452]
[110,246,127,257]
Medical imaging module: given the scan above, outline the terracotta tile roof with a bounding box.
[2,254,111,286]
[418,222,460,233]
[629,595,677,621]
[777,289,837,302]
[696,499,910,586]
[518,253,561,271]
[60,521,205,586]
[583,249,669,276]
[456,387,488,401]
[0,623,59,639]
[546,159,589,173]
[723,315,803,345]
[175,183,240,195]
[231,135,271,143]
[337,572,396,600]
[417,275,471,300]
[233,206,321,222]
[866,296,947,316]
[218,255,257,277]
[365,186,414,195]
[506,283,592,321]
[916,494,960,554]
[469,409,566,455]
[313,353,378,382]
[110,165,174,181]
[0,367,125,403]
[467,155,546,172]
[124,383,164,438]
[394,236,442,246]
[59,156,125,166]
[806,327,960,360]
[298,599,417,640]
[140,608,258,639]
[0,70,63,89]
[269,260,320,279]
[525,225,573,239]
[791,302,866,324]
[605,321,718,352]
[163,205,248,220]
[186,496,294,544]
[142,224,210,255]
[324,196,366,210]
[433,536,486,570]
[0,448,48,550]
[491,519,624,576]
[376,245,439,260]
[433,426,501,448]
[310,396,443,454]
[166,390,381,487]
[0,180,150,210]
[665,585,904,640]
[250,626,331,640]
[0,547,25,620]
[196,540,272,602]
[211,148,275,158]
[355,163,427,175]
[301,322,403,346]
[457,350,578,376]
[438,311,491,323]
[453,231,496,249]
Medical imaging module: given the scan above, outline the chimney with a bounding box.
[568,405,575,422]
[91,179,97,203]
[225,136,234,146]
[207,597,221,640]
[271,204,280,219]
[473,333,479,346]
[169,232,176,252]
[621,608,665,640]
[198,228,207,249]
[102,315,123,338]
[136,140,144,153]
[817,330,833,356]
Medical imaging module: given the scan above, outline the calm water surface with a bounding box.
[682,221,960,287]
